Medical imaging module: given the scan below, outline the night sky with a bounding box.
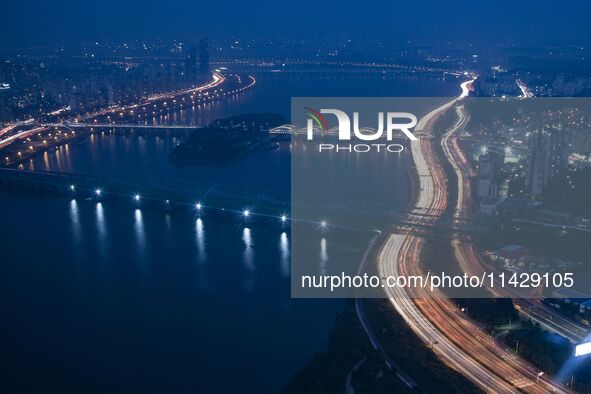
[1,0,591,49]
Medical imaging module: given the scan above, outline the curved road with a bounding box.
[377,80,570,393]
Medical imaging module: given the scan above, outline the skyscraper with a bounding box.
[477,152,502,198]
[526,127,569,197]
[0,85,11,123]
[199,37,210,78]
[185,46,197,82]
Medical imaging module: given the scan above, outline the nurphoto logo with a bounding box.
[304,107,418,153]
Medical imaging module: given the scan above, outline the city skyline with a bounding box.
[2,3,591,393]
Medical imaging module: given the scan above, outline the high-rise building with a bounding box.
[185,46,197,82]
[546,127,569,180]
[199,37,210,78]
[477,152,501,198]
[528,147,546,197]
[0,86,11,123]
[526,127,569,197]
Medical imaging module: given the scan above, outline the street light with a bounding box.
[320,220,327,228]
[134,194,141,201]
[243,209,250,218]
[95,188,102,196]
[69,184,75,191]
[195,202,202,210]
[280,214,287,223]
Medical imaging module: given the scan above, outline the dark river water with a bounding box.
[0,72,460,393]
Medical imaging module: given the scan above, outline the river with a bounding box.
[0,71,459,393]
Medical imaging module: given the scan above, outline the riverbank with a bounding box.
[0,70,463,393]
[281,298,480,394]
[283,82,482,393]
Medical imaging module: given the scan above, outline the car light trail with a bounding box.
[378,78,570,393]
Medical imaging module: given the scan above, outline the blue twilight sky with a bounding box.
[1,0,590,49]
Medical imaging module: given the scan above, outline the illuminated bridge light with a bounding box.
[134,194,141,201]
[242,209,250,218]
[95,188,102,196]
[69,184,75,191]
[195,202,202,210]
[280,214,287,223]
[320,220,327,228]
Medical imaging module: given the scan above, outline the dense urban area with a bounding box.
[2,34,591,393]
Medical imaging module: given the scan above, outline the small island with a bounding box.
[169,113,287,165]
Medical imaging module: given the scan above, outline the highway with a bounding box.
[0,124,18,139]
[75,72,226,122]
[438,93,589,345]
[515,301,589,343]
[0,73,256,161]
[438,88,579,391]
[377,79,571,393]
[0,126,47,149]
[517,79,534,98]
[355,234,418,390]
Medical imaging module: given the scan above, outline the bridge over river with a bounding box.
[40,122,422,139]
[0,167,481,238]
[0,167,290,218]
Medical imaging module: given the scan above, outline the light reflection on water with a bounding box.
[134,208,147,262]
[95,202,107,256]
[69,199,80,241]
[242,227,254,271]
[320,237,328,275]
[163,213,174,260]
[280,232,289,277]
[243,226,255,292]
[195,217,206,264]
